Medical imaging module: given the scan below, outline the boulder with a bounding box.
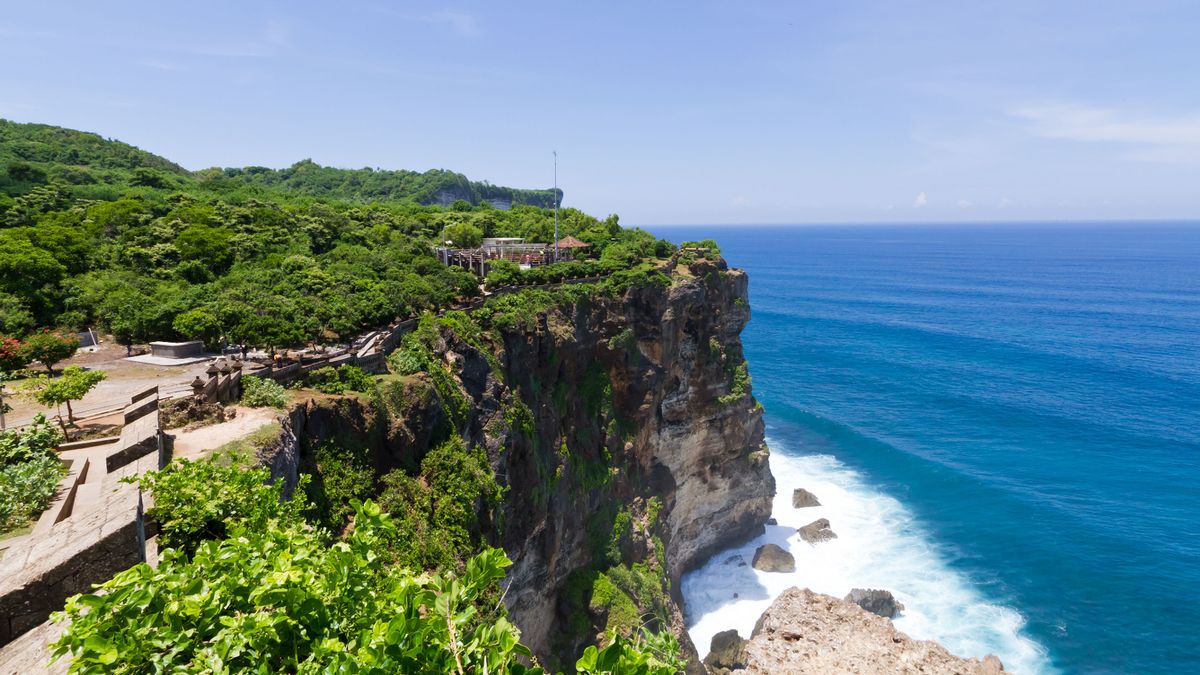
[844,588,905,618]
[798,518,837,543]
[739,587,1006,674]
[792,488,820,508]
[751,544,795,573]
[703,629,748,674]
[766,517,778,526]
[724,554,747,567]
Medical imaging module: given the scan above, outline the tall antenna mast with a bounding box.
[553,150,559,263]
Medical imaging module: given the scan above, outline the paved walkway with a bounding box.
[0,402,281,670]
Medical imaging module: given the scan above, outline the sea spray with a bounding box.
[681,440,1055,674]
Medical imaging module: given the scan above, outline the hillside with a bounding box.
[0,119,558,207]
[221,160,561,208]
[0,119,613,346]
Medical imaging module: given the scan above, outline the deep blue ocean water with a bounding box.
[652,224,1200,674]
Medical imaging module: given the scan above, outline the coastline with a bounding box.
[681,437,1054,674]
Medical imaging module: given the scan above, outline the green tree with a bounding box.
[30,365,106,430]
[19,330,79,375]
[97,289,151,356]
[172,308,221,350]
[444,222,484,248]
[0,293,35,337]
[486,259,522,288]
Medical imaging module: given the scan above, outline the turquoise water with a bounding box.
[654,224,1200,674]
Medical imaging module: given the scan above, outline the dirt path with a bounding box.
[169,407,280,461]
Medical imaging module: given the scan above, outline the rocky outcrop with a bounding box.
[265,256,774,670]
[703,629,748,674]
[479,257,775,665]
[752,544,795,573]
[792,488,820,508]
[741,587,1005,674]
[844,588,905,618]
[798,518,837,543]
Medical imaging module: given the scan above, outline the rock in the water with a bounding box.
[751,544,795,572]
[792,488,820,508]
[724,554,747,567]
[798,518,838,543]
[844,588,905,618]
[703,629,748,674]
[740,587,1005,674]
[766,517,778,526]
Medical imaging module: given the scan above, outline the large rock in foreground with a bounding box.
[741,587,1005,674]
[792,488,820,508]
[798,518,837,543]
[751,544,796,573]
[845,588,905,618]
[702,629,748,674]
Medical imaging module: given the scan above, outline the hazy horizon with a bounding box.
[4,2,1200,224]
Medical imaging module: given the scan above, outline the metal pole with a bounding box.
[553,151,558,263]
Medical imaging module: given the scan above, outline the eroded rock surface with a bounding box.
[791,488,820,508]
[703,629,748,674]
[798,518,837,543]
[844,588,905,618]
[752,544,796,573]
[740,587,1005,674]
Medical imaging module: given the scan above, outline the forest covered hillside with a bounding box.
[0,119,653,352]
[0,119,558,207]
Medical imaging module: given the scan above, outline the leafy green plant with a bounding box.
[0,453,67,532]
[377,436,502,571]
[26,365,105,429]
[0,413,66,533]
[240,375,288,408]
[718,361,751,405]
[51,502,544,674]
[0,412,62,465]
[575,630,684,675]
[18,330,79,375]
[136,453,306,556]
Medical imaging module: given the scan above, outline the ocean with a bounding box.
[646,223,1200,674]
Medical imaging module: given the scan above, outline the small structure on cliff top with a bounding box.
[552,235,590,259]
[438,237,555,275]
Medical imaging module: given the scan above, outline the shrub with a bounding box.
[0,453,67,532]
[0,412,63,465]
[377,436,502,571]
[0,414,67,533]
[51,503,542,674]
[19,330,79,375]
[136,453,306,556]
[240,375,288,408]
[486,259,521,288]
[306,366,347,394]
[718,361,751,405]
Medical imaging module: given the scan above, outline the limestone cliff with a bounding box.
[271,256,775,669]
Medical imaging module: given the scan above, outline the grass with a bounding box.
[209,421,282,457]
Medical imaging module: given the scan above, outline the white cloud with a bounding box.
[1010,102,1200,162]
[956,199,972,208]
[913,191,927,207]
[731,195,750,206]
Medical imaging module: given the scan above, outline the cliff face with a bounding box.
[483,258,775,661]
[273,257,775,667]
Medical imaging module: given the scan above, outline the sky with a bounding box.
[3,1,1200,224]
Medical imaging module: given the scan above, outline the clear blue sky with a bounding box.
[3,1,1200,224]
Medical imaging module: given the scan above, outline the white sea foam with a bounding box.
[681,442,1056,674]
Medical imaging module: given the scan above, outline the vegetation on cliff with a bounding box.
[0,119,671,355]
[52,454,682,673]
